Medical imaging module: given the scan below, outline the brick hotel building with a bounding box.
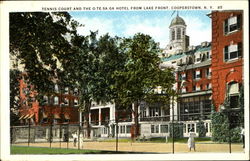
[14,10,244,139]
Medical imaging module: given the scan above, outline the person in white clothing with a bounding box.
[187,132,196,151]
[79,133,84,149]
[72,132,78,147]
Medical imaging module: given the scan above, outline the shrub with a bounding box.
[169,123,183,138]
[197,120,206,137]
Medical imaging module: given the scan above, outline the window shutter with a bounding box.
[224,46,229,61]
[238,42,242,57]
[237,14,242,29]
[224,19,229,34]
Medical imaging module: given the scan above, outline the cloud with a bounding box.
[72,13,211,48]
[120,15,171,48]
[183,16,211,46]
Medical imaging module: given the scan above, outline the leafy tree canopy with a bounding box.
[10,12,80,98]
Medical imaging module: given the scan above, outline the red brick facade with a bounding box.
[211,11,243,111]
[18,78,79,125]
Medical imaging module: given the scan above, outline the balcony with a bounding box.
[139,116,170,122]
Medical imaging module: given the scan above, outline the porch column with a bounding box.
[99,108,101,126]
[89,112,91,124]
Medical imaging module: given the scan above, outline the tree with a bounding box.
[9,12,80,98]
[62,31,127,137]
[112,33,176,138]
[10,69,21,126]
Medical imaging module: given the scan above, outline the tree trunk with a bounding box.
[134,101,140,138]
[83,100,91,138]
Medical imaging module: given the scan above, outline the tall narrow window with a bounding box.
[224,42,242,61]
[224,15,242,34]
[177,28,181,40]
[54,96,59,105]
[171,30,175,40]
[55,84,59,93]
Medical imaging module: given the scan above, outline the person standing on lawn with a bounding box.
[72,132,77,147]
[187,131,196,151]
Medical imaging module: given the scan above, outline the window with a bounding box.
[151,125,159,133]
[64,98,69,106]
[177,28,181,40]
[195,54,201,63]
[160,125,168,133]
[55,84,59,93]
[206,68,211,78]
[155,125,159,133]
[207,52,210,59]
[196,70,201,79]
[224,15,241,34]
[207,83,212,90]
[192,85,196,91]
[54,96,59,105]
[171,30,175,40]
[150,108,161,117]
[74,99,78,107]
[200,84,203,91]
[188,124,195,132]
[151,125,155,133]
[228,82,240,109]
[230,96,239,108]
[224,43,242,61]
[181,87,186,93]
[103,127,108,134]
[193,71,196,79]
[126,125,131,134]
[120,126,125,134]
[196,85,201,91]
[43,96,49,104]
[64,87,69,94]
[182,73,186,81]
[73,88,78,95]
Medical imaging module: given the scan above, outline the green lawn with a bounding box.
[11,146,135,154]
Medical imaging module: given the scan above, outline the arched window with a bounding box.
[177,28,181,39]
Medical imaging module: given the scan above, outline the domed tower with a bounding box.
[163,14,190,57]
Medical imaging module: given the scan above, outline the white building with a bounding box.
[87,14,212,139]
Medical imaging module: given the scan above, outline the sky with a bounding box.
[69,10,211,48]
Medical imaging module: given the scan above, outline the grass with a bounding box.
[11,146,142,154]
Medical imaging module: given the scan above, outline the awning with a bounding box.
[23,114,30,119]
[28,113,34,119]
[54,114,60,119]
[64,114,70,120]
[19,115,25,120]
